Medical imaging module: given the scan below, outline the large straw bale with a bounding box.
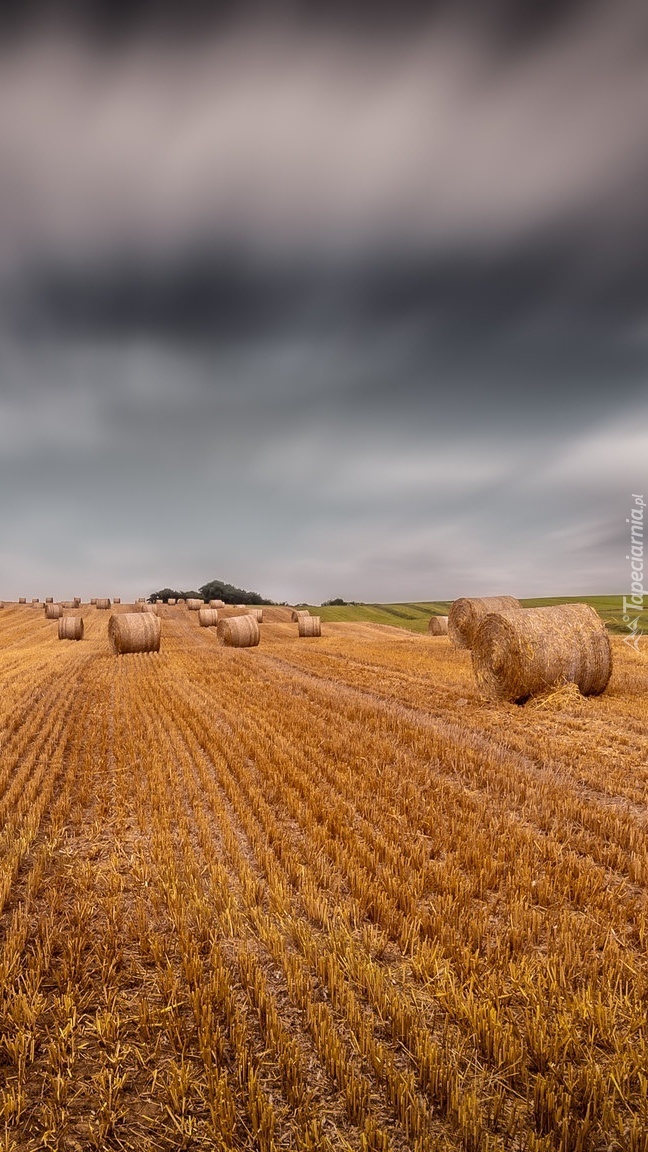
[58,616,83,641]
[472,603,612,703]
[108,613,161,654]
[186,598,203,611]
[291,609,310,622]
[45,603,64,619]
[168,598,176,605]
[198,608,219,627]
[428,615,449,636]
[298,615,321,637]
[217,615,260,648]
[449,595,521,649]
[96,598,111,609]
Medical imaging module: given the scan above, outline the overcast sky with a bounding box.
[0,1,646,603]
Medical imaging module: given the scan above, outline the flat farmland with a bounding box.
[1,604,647,1152]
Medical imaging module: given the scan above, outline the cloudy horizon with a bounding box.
[1,2,646,604]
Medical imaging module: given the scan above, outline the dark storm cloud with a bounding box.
[0,1,646,601]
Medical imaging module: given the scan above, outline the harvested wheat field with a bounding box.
[1,601,648,1152]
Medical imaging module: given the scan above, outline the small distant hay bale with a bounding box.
[140,602,158,614]
[113,597,121,604]
[31,598,39,604]
[61,601,76,609]
[58,616,83,641]
[298,615,321,637]
[428,615,449,636]
[108,612,161,654]
[168,598,176,605]
[209,599,225,607]
[45,603,64,619]
[471,603,612,703]
[186,599,203,611]
[96,598,111,610]
[18,598,26,604]
[45,597,53,604]
[449,595,522,650]
[73,597,81,607]
[90,598,97,605]
[198,608,219,627]
[247,608,263,623]
[217,615,260,648]
[291,609,310,622]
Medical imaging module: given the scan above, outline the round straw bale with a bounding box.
[113,597,121,604]
[96,598,111,610]
[108,612,161,654]
[248,607,263,623]
[138,602,158,614]
[291,609,310,622]
[449,595,521,650]
[58,616,83,641]
[472,603,612,703]
[73,597,81,606]
[61,601,75,609]
[217,615,260,648]
[31,598,40,604]
[209,599,225,607]
[298,615,321,637]
[90,598,97,605]
[168,598,176,605]
[45,603,64,619]
[45,597,53,604]
[18,597,26,604]
[186,598,203,611]
[198,608,219,627]
[428,615,449,635]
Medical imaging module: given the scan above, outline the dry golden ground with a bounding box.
[0,603,647,1151]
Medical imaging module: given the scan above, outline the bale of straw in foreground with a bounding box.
[186,598,203,611]
[45,603,64,620]
[58,616,83,641]
[108,613,161,654]
[428,615,449,635]
[291,609,310,622]
[298,615,321,637]
[472,603,612,703]
[96,598,111,610]
[217,615,260,648]
[198,608,219,627]
[449,595,521,649]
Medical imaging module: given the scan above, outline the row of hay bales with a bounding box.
[444,595,612,702]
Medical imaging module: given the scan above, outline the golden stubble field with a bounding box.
[0,603,647,1152]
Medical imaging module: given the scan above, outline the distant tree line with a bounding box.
[150,578,274,605]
